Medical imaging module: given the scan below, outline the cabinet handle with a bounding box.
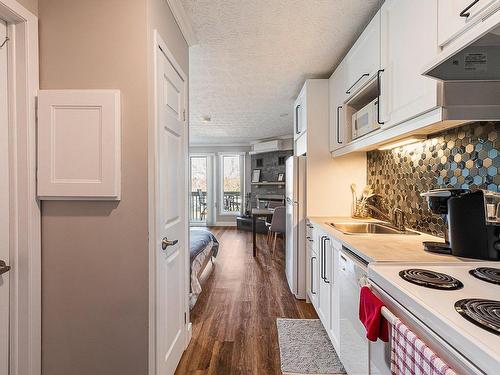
[346,73,369,94]
[376,69,385,125]
[324,238,330,284]
[336,105,343,144]
[295,104,301,135]
[460,0,480,17]
[311,256,317,295]
[320,236,326,280]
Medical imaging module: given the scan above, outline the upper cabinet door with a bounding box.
[329,62,347,152]
[380,0,439,128]
[344,11,381,97]
[438,0,498,47]
[293,89,307,140]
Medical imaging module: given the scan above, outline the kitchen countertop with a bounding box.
[308,216,473,264]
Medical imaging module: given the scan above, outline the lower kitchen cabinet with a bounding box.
[306,238,319,309]
[306,224,343,354]
[317,233,332,330]
[329,238,341,349]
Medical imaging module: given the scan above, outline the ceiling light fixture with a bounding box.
[378,136,426,150]
[201,115,211,123]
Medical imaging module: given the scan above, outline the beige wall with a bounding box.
[38,0,188,374]
[16,0,37,15]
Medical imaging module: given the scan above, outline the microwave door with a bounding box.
[354,112,369,138]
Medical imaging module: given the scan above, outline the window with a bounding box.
[220,155,242,215]
[190,156,208,222]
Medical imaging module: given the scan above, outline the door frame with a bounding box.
[148,29,190,375]
[0,1,40,375]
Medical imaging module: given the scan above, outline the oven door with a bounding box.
[367,281,485,375]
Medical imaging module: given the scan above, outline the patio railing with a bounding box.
[190,191,207,222]
[190,191,242,221]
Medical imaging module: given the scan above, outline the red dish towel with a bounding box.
[359,286,389,342]
[391,318,457,375]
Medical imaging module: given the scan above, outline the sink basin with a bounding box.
[328,222,419,235]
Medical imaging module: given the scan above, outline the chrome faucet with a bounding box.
[365,203,406,231]
[392,208,406,232]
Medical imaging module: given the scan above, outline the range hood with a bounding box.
[424,10,500,81]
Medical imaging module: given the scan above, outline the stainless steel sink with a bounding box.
[328,222,419,235]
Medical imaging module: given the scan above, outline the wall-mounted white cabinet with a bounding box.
[293,80,328,156]
[344,11,381,97]
[293,88,307,141]
[37,90,121,200]
[329,62,347,152]
[329,0,500,157]
[438,0,499,47]
[379,0,439,129]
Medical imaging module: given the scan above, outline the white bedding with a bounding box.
[189,239,215,309]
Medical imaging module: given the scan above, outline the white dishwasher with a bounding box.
[338,247,369,375]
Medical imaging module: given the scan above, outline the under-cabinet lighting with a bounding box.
[378,136,426,150]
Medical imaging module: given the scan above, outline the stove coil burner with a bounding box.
[399,269,464,290]
[455,299,500,335]
[469,267,500,285]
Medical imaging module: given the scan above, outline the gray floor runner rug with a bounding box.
[276,318,346,375]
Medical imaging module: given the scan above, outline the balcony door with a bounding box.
[189,155,213,225]
[219,154,243,217]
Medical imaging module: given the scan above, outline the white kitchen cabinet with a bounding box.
[37,90,121,200]
[306,222,319,309]
[379,0,439,129]
[438,0,499,47]
[293,88,307,141]
[306,240,319,309]
[329,238,342,349]
[329,62,348,152]
[344,11,381,97]
[317,232,332,331]
[293,80,328,156]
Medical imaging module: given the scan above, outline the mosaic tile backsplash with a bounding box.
[367,122,500,237]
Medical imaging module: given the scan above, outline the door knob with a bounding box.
[0,260,11,275]
[161,237,178,250]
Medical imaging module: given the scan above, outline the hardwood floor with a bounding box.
[175,227,317,375]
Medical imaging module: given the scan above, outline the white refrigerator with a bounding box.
[285,156,306,299]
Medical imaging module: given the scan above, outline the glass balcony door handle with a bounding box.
[161,237,178,250]
[0,260,11,275]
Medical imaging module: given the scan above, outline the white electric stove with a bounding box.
[368,262,500,375]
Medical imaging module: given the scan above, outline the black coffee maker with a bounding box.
[421,189,500,260]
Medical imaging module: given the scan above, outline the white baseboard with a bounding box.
[214,222,236,227]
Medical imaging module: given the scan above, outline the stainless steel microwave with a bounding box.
[352,98,380,139]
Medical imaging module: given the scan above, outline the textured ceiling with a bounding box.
[183,0,381,145]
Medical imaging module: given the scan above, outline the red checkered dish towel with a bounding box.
[391,318,457,375]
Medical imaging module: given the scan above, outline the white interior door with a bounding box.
[0,19,10,375]
[156,45,188,375]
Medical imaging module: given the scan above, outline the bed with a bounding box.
[189,228,219,309]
